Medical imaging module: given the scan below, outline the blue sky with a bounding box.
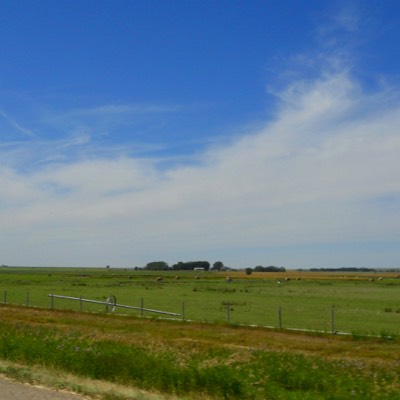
[1,1,400,268]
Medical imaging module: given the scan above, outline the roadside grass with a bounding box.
[0,359,185,400]
[0,320,244,399]
[0,305,400,399]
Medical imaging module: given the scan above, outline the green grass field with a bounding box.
[1,267,400,399]
[1,267,400,336]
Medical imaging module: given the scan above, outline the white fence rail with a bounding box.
[48,293,182,318]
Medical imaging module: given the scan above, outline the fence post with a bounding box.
[181,301,185,321]
[26,291,30,307]
[278,305,282,329]
[140,298,144,317]
[226,302,230,323]
[50,294,54,309]
[80,295,83,311]
[3,290,6,305]
[331,307,335,334]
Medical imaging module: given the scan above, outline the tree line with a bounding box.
[305,267,376,272]
[144,261,225,271]
[142,261,287,272]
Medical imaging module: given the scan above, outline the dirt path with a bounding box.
[0,375,86,400]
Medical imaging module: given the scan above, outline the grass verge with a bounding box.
[0,359,185,400]
[0,305,399,399]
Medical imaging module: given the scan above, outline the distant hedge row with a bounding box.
[144,261,212,271]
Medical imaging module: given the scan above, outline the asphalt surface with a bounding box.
[0,376,86,400]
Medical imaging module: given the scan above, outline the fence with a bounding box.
[48,294,182,319]
[0,289,347,335]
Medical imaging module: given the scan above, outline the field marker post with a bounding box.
[181,302,185,321]
[226,302,230,323]
[278,305,282,329]
[50,294,54,309]
[331,307,335,334]
[26,291,29,307]
[3,290,6,305]
[140,298,144,317]
[80,295,83,311]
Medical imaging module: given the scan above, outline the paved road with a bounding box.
[0,376,86,400]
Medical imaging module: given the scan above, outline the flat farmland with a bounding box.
[1,267,400,336]
[1,267,400,399]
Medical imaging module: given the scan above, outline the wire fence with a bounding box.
[0,289,366,336]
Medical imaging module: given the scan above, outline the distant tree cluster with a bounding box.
[172,261,210,271]
[253,265,286,272]
[211,261,224,271]
[144,262,287,272]
[143,261,217,271]
[144,261,169,271]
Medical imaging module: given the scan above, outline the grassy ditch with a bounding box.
[0,305,400,399]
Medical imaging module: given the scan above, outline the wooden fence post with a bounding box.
[80,295,83,311]
[140,298,144,317]
[26,291,30,307]
[331,307,335,334]
[278,305,282,329]
[50,294,54,309]
[181,302,185,321]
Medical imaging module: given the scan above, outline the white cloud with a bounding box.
[1,71,400,267]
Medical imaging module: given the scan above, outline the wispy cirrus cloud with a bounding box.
[0,99,182,171]
[63,103,181,118]
[0,109,37,139]
[43,102,181,129]
[0,131,166,173]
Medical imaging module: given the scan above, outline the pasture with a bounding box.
[1,267,400,336]
[1,267,400,399]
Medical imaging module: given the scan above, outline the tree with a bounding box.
[245,267,252,275]
[254,265,286,272]
[172,261,210,271]
[145,261,169,271]
[212,261,224,271]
